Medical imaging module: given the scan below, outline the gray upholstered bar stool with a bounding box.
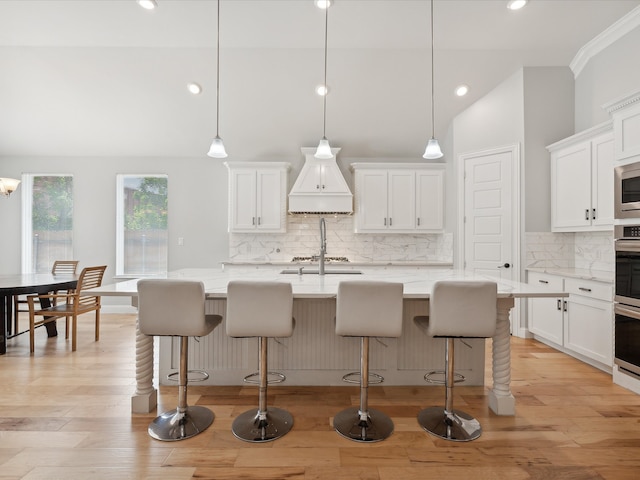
[333,280,403,442]
[226,280,294,442]
[137,279,222,441]
[415,280,497,442]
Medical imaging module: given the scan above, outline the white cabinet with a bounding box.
[564,278,613,367]
[225,162,289,233]
[351,163,444,233]
[527,270,613,370]
[605,94,640,161]
[548,123,613,232]
[527,272,565,346]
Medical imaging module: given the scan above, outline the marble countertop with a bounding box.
[525,267,614,284]
[91,266,565,300]
[221,260,454,268]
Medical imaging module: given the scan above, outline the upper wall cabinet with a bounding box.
[547,122,614,232]
[604,92,640,163]
[224,162,290,233]
[350,163,444,233]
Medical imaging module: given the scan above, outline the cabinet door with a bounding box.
[551,144,591,230]
[416,169,444,231]
[591,133,614,228]
[256,170,282,231]
[527,272,564,345]
[565,295,613,366]
[320,161,351,193]
[388,171,415,230]
[356,171,388,230]
[229,170,257,231]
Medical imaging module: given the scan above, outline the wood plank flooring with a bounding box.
[2,313,640,479]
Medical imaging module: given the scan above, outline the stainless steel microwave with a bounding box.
[615,161,640,218]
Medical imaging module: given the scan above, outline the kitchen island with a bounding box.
[91,266,565,416]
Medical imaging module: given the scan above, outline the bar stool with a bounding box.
[226,281,294,442]
[137,279,222,441]
[416,280,497,442]
[333,280,403,442]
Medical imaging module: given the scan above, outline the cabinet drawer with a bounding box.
[564,277,612,301]
[527,272,563,290]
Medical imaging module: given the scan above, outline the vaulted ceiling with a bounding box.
[1,0,638,158]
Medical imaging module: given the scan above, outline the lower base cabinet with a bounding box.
[527,271,613,371]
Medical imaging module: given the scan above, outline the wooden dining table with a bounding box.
[0,273,78,354]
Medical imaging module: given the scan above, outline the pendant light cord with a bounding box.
[430,0,435,139]
[322,5,328,138]
[216,0,221,138]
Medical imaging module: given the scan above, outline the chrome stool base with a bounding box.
[333,406,394,443]
[148,405,214,442]
[417,406,481,442]
[231,407,293,443]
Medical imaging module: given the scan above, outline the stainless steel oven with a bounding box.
[615,229,640,376]
[615,303,640,377]
[615,235,640,307]
[615,161,640,219]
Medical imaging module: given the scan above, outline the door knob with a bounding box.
[498,263,510,269]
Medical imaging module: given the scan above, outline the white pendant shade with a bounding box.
[314,137,334,159]
[207,136,228,158]
[423,138,443,160]
[0,177,21,196]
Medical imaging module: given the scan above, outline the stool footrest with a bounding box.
[242,371,286,385]
[167,369,210,383]
[424,370,465,385]
[342,371,384,385]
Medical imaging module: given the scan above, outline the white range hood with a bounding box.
[288,147,353,214]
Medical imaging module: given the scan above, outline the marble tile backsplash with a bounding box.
[229,216,453,263]
[525,231,614,273]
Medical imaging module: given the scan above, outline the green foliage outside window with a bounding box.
[32,176,73,231]
[124,177,168,230]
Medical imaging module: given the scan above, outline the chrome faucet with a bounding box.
[319,217,327,275]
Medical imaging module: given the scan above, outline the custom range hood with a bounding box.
[288,147,353,214]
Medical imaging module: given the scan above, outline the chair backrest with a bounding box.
[428,280,497,338]
[52,260,79,276]
[76,265,107,308]
[137,279,210,337]
[336,281,404,338]
[226,281,293,338]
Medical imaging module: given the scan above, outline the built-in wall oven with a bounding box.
[614,225,640,376]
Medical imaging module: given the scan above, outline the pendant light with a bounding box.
[0,177,21,197]
[314,2,333,159]
[207,0,228,158]
[423,0,443,160]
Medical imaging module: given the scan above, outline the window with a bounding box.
[21,174,74,274]
[116,174,168,276]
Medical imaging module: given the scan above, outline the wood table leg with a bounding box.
[488,297,516,415]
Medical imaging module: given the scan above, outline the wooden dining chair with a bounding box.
[27,265,106,354]
[13,260,79,333]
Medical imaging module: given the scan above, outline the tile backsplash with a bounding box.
[229,216,453,263]
[525,231,614,272]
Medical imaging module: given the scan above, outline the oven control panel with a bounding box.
[615,225,640,239]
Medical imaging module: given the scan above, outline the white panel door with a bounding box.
[463,148,514,282]
[591,132,614,228]
[388,171,415,230]
[256,170,282,230]
[230,170,257,231]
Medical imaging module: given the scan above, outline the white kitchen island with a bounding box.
[91,266,565,417]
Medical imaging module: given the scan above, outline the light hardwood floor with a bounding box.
[2,313,640,479]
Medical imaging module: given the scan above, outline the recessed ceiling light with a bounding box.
[187,83,202,95]
[315,0,331,9]
[507,0,527,11]
[316,84,329,96]
[455,84,469,97]
[137,0,158,10]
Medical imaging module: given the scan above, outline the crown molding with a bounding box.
[570,6,640,78]
[602,90,640,114]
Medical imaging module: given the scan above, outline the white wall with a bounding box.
[0,155,228,306]
[575,26,640,131]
